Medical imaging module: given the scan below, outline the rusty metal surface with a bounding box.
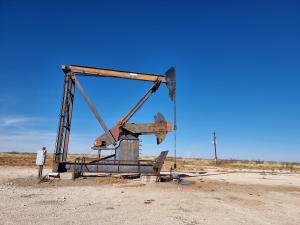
[153,151,169,175]
[122,122,172,133]
[94,119,171,147]
[62,65,167,83]
[116,139,139,161]
[94,124,120,147]
[53,73,75,172]
[57,150,168,175]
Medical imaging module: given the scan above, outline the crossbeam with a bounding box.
[62,65,167,83]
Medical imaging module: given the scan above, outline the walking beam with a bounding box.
[62,65,167,83]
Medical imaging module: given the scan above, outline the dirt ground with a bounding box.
[0,166,299,225]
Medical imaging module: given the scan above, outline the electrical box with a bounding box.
[36,149,47,166]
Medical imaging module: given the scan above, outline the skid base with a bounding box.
[54,151,168,178]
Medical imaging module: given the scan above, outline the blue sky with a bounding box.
[0,0,299,162]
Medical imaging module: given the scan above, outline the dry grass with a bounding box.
[0,152,299,172]
[0,152,86,167]
[163,157,300,172]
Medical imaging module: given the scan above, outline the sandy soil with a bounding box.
[0,166,299,225]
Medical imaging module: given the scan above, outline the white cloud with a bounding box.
[0,115,55,152]
[0,128,97,153]
[0,131,56,152]
[0,116,32,127]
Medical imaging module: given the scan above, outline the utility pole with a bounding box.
[212,131,218,165]
[173,96,177,169]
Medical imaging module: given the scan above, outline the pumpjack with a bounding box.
[52,65,176,178]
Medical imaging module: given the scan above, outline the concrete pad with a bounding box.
[59,172,74,180]
[141,175,157,184]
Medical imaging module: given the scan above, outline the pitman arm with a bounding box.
[93,80,162,147]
